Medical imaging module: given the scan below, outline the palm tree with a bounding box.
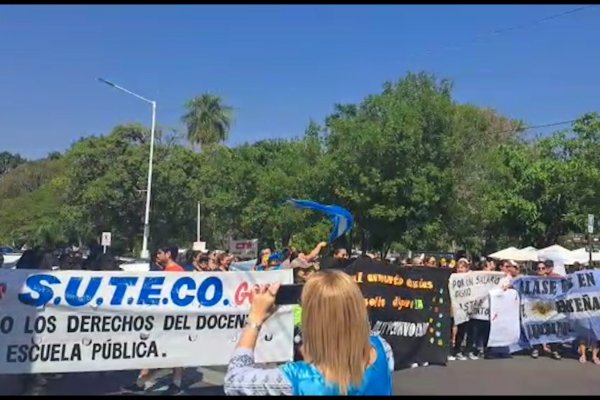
[182,94,233,150]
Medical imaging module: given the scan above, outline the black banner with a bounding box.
[345,258,452,369]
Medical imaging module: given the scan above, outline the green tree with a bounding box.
[62,124,156,253]
[182,94,233,150]
[444,105,524,253]
[0,151,26,176]
[476,113,600,249]
[4,73,598,258]
[324,73,457,256]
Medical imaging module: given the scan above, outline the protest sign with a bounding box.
[346,258,452,369]
[559,270,600,340]
[449,271,504,325]
[229,239,259,259]
[487,288,521,347]
[515,274,575,345]
[0,269,293,374]
[515,270,600,345]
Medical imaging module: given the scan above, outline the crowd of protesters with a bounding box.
[6,241,600,396]
[416,256,600,366]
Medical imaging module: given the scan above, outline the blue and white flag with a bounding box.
[514,275,574,345]
[286,199,353,243]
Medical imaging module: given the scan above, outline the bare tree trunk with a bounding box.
[282,233,292,248]
[379,242,392,260]
[361,229,367,255]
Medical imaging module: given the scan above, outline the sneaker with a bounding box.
[420,362,429,367]
[123,382,146,393]
[468,352,479,360]
[410,363,419,369]
[551,351,562,360]
[531,349,539,359]
[162,383,183,396]
[447,355,456,361]
[455,352,467,361]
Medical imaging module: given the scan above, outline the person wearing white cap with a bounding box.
[499,259,520,289]
[483,259,522,359]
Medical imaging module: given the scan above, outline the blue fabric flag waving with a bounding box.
[286,199,354,243]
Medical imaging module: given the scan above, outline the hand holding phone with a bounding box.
[275,284,303,305]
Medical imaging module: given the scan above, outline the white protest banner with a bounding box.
[0,269,293,374]
[449,271,504,325]
[487,288,521,347]
[229,239,259,259]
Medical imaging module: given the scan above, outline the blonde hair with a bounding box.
[301,270,371,394]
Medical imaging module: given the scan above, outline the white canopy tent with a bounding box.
[537,245,574,262]
[521,246,537,252]
[488,246,539,261]
[488,247,522,260]
[536,245,575,276]
[514,246,539,262]
[571,247,600,263]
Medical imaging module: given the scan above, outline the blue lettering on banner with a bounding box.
[171,277,196,307]
[514,270,600,345]
[137,277,164,306]
[14,273,249,309]
[65,277,102,307]
[18,274,61,307]
[197,276,223,306]
[108,277,139,305]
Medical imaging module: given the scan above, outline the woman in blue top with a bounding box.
[224,270,394,396]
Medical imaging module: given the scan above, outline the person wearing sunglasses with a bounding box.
[530,260,562,360]
[542,259,561,277]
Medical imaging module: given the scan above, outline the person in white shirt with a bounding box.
[499,259,520,289]
[486,259,521,359]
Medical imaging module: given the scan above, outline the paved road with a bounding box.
[2,355,600,395]
[395,356,600,395]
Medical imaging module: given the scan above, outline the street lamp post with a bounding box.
[98,78,156,260]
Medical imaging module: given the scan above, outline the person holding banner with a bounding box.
[451,259,479,361]
[578,338,600,365]
[530,261,562,361]
[124,246,186,395]
[298,242,328,263]
[485,259,521,359]
[224,270,394,396]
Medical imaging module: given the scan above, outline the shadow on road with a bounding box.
[394,355,600,395]
[13,369,226,396]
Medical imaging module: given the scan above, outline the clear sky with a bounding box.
[1,5,598,159]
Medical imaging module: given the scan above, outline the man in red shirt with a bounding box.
[157,246,184,272]
[125,245,185,395]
